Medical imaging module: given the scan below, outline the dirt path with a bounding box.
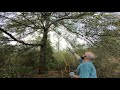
[34,71,70,78]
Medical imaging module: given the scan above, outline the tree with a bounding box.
[0,12,95,74]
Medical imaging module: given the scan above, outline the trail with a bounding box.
[34,70,70,78]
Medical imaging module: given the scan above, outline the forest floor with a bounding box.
[34,70,70,78]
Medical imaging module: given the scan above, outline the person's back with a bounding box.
[76,61,97,78]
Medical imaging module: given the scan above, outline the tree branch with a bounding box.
[48,12,94,28]
[90,33,120,37]
[21,13,42,29]
[56,23,96,49]
[0,27,41,46]
[53,30,76,48]
[0,14,40,30]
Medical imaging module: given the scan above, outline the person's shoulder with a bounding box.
[83,61,92,64]
[83,61,93,67]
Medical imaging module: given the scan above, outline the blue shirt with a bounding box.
[76,59,97,78]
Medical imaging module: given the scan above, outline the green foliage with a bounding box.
[91,30,120,78]
[53,44,87,71]
[0,45,39,78]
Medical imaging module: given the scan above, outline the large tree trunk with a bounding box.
[38,28,48,74]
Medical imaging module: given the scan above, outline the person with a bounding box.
[69,49,97,78]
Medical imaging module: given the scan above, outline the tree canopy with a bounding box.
[0,12,120,77]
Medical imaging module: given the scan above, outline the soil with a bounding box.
[34,70,70,78]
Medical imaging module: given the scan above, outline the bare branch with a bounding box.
[0,27,41,46]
